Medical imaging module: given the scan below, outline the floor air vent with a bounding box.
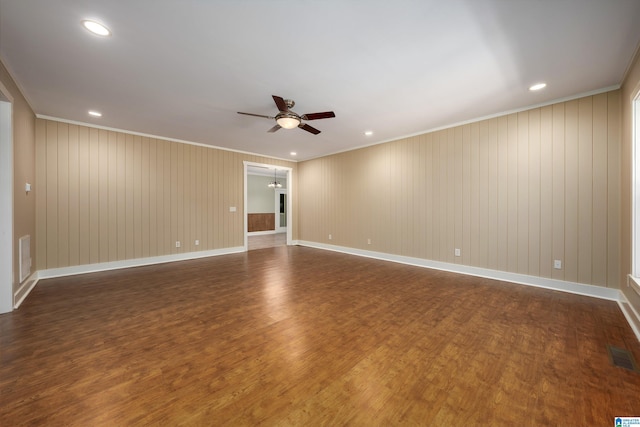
[607,345,639,373]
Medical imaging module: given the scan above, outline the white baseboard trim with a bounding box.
[297,241,622,302]
[618,294,640,342]
[14,271,40,309]
[36,246,246,280]
[248,230,277,236]
[628,274,640,297]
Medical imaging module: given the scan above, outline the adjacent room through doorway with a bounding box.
[245,162,291,251]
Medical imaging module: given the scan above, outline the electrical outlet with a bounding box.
[455,248,461,257]
[329,234,332,240]
[554,260,562,269]
[367,238,371,245]
[229,206,236,212]
[195,240,199,246]
[175,241,181,248]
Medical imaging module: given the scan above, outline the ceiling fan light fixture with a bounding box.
[276,115,300,129]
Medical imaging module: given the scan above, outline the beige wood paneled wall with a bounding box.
[621,49,640,311]
[299,91,621,288]
[35,119,296,270]
[0,59,36,295]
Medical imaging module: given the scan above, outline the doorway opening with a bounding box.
[244,162,292,251]
[276,189,287,232]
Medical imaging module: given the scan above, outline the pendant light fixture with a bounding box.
[268,168,282,188]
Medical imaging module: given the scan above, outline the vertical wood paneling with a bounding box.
[141,137,150,257]
[148,139,157,256]
[45,121,58,268]
[195,146,202,251]
[438,131,447,260]
[183,144,191,252]
[487,119,498,270]
[36,118,296,269]
[477,120,489,268]
[107,131,118,261]
[528,109,541,277]
[592,94,608,286]
[469,123,480,267]
[35,120,46,269]
[294,91,621,289]
[88,128,100,264]
[57,123,69,268]
[133,135,142,259]
[507,114,518,273]
[497,116,508,272]
[207,148,214,248]
[68,125,79,266]
[552,104,566,281]
[125,134,134,259]
[170,142,178,253]
[453,128,463,264]
[431,132,441,259]
[539,106,553,278]
[461,124,471,265]
[98,130,109,262]
[116,133,126,260]
[35,88,619,292]
[78,126,90,266]
[607,91,621,288]
[163,140,172,252]
[422,135,432,260]
[578,97,593,284]
[517,112,529,275]
[564,100,579,282]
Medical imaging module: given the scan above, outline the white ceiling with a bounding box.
[1,1,640,162]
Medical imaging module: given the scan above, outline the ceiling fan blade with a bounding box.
[268,124,281,133]
[238,112,274,119]
[299,123,321,135]
[301,111,335,120]
[272,95,288,112]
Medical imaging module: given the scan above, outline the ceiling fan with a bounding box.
[238,95,335,135]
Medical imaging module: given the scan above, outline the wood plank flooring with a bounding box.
[248,233,286,251]
[1,245,639,426]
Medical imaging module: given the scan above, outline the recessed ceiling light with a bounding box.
[82,20,111,37]
[88,110,102,117]
[290,152,297,156]
[364,131,373,136]
[529,82,547,91]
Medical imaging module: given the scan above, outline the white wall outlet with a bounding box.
[329,234,332,240]
[229,206,236,212]
[175,241,181,248]
[454,248,461,257]
[367,238,371,245]
[554,260,562,269]
[195,240,199,246]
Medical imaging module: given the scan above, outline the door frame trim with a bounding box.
[243,161,292,250]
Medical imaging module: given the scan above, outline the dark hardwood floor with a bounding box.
[1,245,639,426]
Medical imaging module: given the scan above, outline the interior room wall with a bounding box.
[621,47,640,314]
[35,118,297,270]
[298,91,621,289]
[0,59,36,301]
[248,174,287,213]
